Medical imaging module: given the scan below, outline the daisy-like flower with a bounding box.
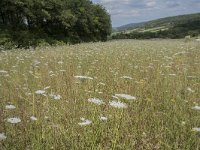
[109,100,127,108]
[7,117,21,124]
[115,94,136,100]
[30,116,38,121]
[0,133,7,141]
[5,105,16,110]
[88,98,104,105]
[78,118,92,126]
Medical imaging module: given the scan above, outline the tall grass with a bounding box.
[0,39,200,149]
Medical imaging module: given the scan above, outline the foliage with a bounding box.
[0,0,112,48]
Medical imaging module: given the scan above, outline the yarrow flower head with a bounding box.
[30,116,38,121]
[0,133,7,141]
[109,100,128,108]
[35,90,46,95]
[115,94,136,100]
[88,98,104,105]
[78,118,92,126]
[192,106,200,110]
[187,87,195,93]
[74,76,93,80]
[5,105,16,110]
[7,117,21,124]
[120,76,133,80]
[192,128,200,132]
[99,116,108,121]
[53,95,62,100]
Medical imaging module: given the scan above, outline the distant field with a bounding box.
[1,39,200,149]
[112,26,169,35]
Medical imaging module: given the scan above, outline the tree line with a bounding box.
[0,0,112,48]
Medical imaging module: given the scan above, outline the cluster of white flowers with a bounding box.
[115,94,136,101]
[74,76,93,80]
[88,98,104,105]
[5,105,16,110]
[30,116,38,121]
[78,118,92,126]
[109,100,127,109]
[7,117,21,124]
[0,133,7,141]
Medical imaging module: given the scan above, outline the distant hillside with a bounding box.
[114,13,200,32]
[112,12,200,39]
[114,22,146,31]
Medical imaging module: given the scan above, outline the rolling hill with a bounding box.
[113,13,200,33]
[112,12,200,39]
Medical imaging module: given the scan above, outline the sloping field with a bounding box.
[0,39,200,149]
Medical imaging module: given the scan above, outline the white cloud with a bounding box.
[92,0,200,27]
[145,0,156,7]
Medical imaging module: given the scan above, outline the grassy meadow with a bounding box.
[1,39,200,149]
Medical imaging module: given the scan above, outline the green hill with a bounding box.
[112,13,200,39]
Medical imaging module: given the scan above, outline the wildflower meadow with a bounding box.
[0,39,200,149]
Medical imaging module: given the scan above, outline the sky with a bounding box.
[92,0,200,27]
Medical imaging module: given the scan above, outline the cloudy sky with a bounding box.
[92,0,200,27]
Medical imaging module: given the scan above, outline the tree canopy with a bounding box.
[0,0,112,48]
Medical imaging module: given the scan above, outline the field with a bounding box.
[1,39,200,149]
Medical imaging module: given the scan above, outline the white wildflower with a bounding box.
[109,100,127,108]
[0,133,7,141]
[78,118,92,126]
[35,90,46,95]
[99,82,106,86]
[120,76,133,80]
[181,121,186,125]
[187,87,195,93]
[33,60,40,66]
[7,117,21,124]
[169,74,176,76]
[192,128,200,132]
[74,76,93,80]
[88,98,104,105]
[115,94,136,100]
[53,95,61,100]
[44,116,49,120]
[59,70,66,72]
[192,106,200,110]
[44,86,51,90]
[5,105,16,110]
[58,61,63,64]
[0,70,8,74]
[99,116,108,121]
[112,96,119,100]
[30,116,38,121]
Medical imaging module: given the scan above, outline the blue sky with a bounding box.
[92,0,200,27]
